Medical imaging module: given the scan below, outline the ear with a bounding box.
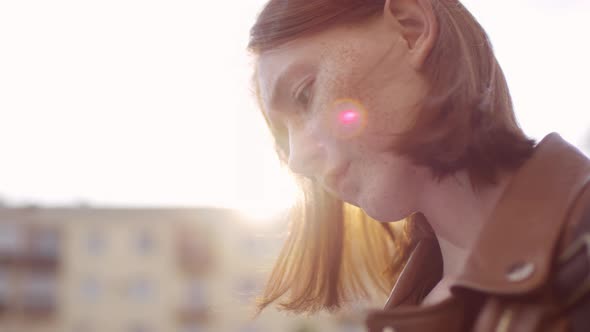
[384,0,438,70]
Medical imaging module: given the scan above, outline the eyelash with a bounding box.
[294,79,314,108]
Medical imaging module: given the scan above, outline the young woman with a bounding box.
[247,0,590,331]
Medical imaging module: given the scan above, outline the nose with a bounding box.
[287,129,325,179]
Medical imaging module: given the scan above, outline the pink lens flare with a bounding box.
[330,98,368,139]
[338,110,359,125]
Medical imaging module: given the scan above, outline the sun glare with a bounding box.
[235,185,298,227]
[234,157,299,227]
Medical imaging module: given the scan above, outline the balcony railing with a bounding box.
[0,224,61,269]
[27,227,61,268]
[20,273,58,318]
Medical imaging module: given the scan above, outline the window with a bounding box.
[21,272,58,314]
[239,235,275,258]
[240,236,258,256]
[135,229,155,256]
[178,280,209,323]
[126,277,155,302]
[0,222,25,258]
[233,277,261,304]
[30,227,60,262]
[0,270,12,309]
[184,281,207,311]
[80,277,101,303]
[86,230,105,256]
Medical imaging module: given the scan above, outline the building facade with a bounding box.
[0,207,366,332]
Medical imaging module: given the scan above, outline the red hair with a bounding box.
[248,0,535,314]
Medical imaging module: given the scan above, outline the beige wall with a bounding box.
[0,207,367,332]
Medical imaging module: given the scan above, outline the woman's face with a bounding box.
[256,15,432,222]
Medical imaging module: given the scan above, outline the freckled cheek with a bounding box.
[312,97,369,144]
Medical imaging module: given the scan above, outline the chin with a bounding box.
[362,207,408,223]
[359,194,414,223]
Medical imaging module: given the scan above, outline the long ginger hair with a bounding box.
[248,0,535,314]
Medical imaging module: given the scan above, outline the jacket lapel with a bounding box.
[452,133,590,295]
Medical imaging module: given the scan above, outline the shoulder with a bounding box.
[558,180,590,252]
[471,135,590,332]
[552,180,590,331]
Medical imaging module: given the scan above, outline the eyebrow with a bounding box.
[268,62,314,111]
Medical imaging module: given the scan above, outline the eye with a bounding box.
[294,80,314,108]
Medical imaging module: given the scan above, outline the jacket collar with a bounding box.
[385,133,590,308]
[452,132,590,295]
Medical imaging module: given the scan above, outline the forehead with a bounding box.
[257,43,314,105]
[256,31,339,111]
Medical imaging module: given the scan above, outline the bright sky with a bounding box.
[0,1,588,212]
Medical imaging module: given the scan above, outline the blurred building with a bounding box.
[0,207,365,332]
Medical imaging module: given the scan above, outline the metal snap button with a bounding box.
[506,261,536,282]
[383,327,396,332]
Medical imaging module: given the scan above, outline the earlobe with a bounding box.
[384,0,438,70]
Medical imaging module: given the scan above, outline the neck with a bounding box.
[418,170,514,279]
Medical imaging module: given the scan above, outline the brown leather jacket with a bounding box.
[365,133,590,332]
